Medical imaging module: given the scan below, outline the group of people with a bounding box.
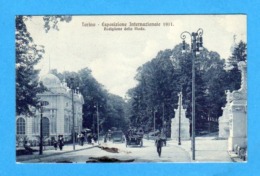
[86,133,98,144]
[78,132,98,145]
[53,135,64,151]
[77,133,85,146]
[52,132,99,150]
[52,132,164,158]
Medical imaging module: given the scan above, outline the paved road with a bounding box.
[18,137,234,163]
[21,139,191,163]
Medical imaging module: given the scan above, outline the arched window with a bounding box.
[17,118,26,135]
[42,117,50,137]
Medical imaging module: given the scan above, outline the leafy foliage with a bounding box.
[126,43,241,136]
[51,68,128,133]
[225,41,247,91]
[43,16,72,32]
[16,15,72,116]
[16,16,45,115]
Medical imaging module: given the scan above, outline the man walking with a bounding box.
[155,133,163,157]
[58,135,64,151]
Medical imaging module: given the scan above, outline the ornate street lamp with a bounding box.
[39,100,49,155]
[153,108,157,134]
[68,78,79,151]
[178,91,182,146]
[180,28,203,160]
[94,102,100,145]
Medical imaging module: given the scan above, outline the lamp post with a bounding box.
[162,103,167,138]
[153,108,157,134]
[92,114,96,133]
[69,78,78,151]
[180,28,203,160]
[96,103,100,145]
[72,87,75,151]
[178,91,182,145]
[39,103,43,155]
[39,101,49,155]
[162,103,165,131]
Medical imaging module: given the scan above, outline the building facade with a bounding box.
[16,73,84,146]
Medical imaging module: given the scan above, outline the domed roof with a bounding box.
[40,73,61,87]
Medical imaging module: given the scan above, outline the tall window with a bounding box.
[64,116,69,133]
[17,118,25,135]
[32,116,39,134]
[42,117,50,137]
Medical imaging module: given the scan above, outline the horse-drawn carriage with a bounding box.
[125,128,143,147]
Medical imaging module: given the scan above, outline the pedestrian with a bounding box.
[80,133,85,146]
[58,135,64,151]
[23,140,33,154]
[87,133,92,144]
[53,138,58,150]
[93,133,97,143]
[108,132,111,141]
[155,134,163,157]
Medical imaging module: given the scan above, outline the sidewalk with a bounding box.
[16,143,98,162]
[169,136,234,162]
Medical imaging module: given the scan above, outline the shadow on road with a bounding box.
[86,156,135,163]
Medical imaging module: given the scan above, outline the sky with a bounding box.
[26,15,246,98]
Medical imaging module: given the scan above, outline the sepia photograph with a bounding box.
[15,15,247,163]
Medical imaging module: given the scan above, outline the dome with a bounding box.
[40,73,61,87]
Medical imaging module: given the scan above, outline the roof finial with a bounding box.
[233,34,237,44]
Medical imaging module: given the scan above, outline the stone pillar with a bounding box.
[228,61,247,151]
[218,90,231,138]
[171,92,190,140]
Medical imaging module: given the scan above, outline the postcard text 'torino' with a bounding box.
[82,22,96,27]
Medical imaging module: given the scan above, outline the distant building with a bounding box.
[16,73,84,146]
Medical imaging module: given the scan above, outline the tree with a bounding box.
[51,68,129,132]
[226,41,247,91]
[127,43,230,135]
[127,47,181,135]
[16,16,45,115]
[105,94,128,131]
[16,16,72,116]
[43,16,72,32]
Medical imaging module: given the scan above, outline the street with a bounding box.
[20,139,191,163]
[17,136,238,163]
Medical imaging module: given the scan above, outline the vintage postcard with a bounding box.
[15,15,247,163]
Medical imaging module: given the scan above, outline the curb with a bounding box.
[171,143,193,162]
[17,145,97,162]
[173,144,192,162]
